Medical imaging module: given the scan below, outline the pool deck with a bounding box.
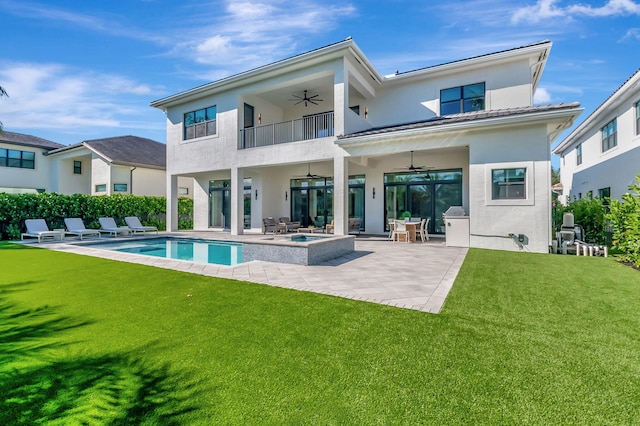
[31,231,468,314]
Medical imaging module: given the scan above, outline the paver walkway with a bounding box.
[40,232,468,313]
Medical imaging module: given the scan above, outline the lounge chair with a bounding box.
[99,217,132,237]
[125,216,159,235]
[262,217,286,234]
[278,217,301,232]
[64,218,101,240]
[21,219,64,243]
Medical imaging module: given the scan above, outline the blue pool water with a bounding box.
[85,237,243,266]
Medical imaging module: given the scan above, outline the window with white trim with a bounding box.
[184,105,217,140]
[635,101,640,135]
[95,184,106,192]
[576,144,582,165]
[492,168,526,200]
[601,118,617,152]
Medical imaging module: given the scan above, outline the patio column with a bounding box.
[333,63,349,137]
[230,166,244,236]
[167,174,178,232]
[333,155,349,235]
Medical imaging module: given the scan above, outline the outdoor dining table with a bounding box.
[393,220,419,242]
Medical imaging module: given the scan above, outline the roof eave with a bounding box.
[151,38,382,109]
[336,106,583,147]
[553,68,640,155]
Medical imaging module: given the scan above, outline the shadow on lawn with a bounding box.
[0,283,200,425]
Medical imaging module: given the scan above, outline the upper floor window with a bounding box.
[184,105,217,140]
[113,183,128,192]
[0,148,35,169]
[95,184,106,193]
[601,118,617,152]
[73,160,82,174]
[576,144,582,165]
[635,101,640,135]
[440,82,485,115]
[492,168,526,200]
[598,187,610,200]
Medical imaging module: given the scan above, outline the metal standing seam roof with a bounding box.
[47,135,166,169]
[0,131,64,150]
[338,103,582,140]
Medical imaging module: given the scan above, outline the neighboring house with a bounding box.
[151,38,582,253]
[1,132,193,198]
[0,131,65,193]
[553,68,640,204]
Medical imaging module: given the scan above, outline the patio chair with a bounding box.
[21,219,64,243]
[325,219,335,234]
[99,217,132,237]
[348,217,362,235]
[64,218,101,240]
[262,217,286,234]
[278,217,301,232]
[388,218,395,240]
[125,216,159,235]
[418,218,430,242]
[391,219,409,243]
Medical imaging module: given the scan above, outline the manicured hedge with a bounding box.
[0,193,193,240]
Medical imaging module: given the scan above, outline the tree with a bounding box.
[0,85,7,132]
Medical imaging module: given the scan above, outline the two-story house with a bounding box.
[151,38,582,253]
[553,68,640,203]
[1,132,193,197]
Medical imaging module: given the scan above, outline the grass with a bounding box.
[1,242,640,425]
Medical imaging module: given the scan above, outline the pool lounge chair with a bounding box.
[124,216,159,235]
[21,219,64,243]
[98,217,132,237]
[64,218,101,240]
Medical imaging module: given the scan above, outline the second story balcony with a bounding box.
[238,112,334,149]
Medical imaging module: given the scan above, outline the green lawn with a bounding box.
[1,242,639,425]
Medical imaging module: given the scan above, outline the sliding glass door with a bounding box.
[384,169,462,233]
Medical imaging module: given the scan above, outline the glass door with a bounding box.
[384,170,462,233]
[290,177,333,227]
[209,180,231,228]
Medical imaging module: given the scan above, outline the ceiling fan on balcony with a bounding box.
[289,90,323,107]
[394,151,434,175]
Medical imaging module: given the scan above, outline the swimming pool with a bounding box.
[85,237,243,266]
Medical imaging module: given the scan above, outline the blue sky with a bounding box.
[1,0,639,167]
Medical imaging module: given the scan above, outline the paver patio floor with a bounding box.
[36,232,468,313]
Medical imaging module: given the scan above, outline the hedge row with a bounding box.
[0,193,193,240]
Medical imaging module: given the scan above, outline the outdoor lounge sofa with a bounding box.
[21,219,64,243]
[262,217,286,234]
[125,216,159,235]
[98,217,132,237]
[278,217,301,232]
[64,218,101,240]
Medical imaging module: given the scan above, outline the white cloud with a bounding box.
[0,62,162,134]
[621,27,640,40]
[512,0,640,24]
[534,87,552,104]
[174,0,357,71]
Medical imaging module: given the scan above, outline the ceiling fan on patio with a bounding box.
[289,90,323,107]
[294,163,327,179]
[394,151,434,175]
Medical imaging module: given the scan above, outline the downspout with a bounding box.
[130,167,136,194]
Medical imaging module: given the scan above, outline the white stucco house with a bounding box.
[553,68,640,203]
[0,131,65,193]
[1,132,193,197]
[151,38,582,253]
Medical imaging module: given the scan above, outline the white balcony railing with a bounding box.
[238,112,334,149]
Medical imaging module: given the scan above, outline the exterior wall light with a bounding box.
[372,187,376,199]
[285,191,288,201]
[364,107,368,120]
[255,189,258,200]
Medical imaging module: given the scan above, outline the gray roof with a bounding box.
[0,131,65,150]
[49,135,166,169]
[339,103,582,139]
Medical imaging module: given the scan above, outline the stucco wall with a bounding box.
[0,143,53,192]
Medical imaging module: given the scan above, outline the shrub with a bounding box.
[0,194,193,240]
[606,175,640,267]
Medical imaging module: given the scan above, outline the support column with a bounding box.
[167,174,178,232]
[230,167,244,235]
[333,156,349,235]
